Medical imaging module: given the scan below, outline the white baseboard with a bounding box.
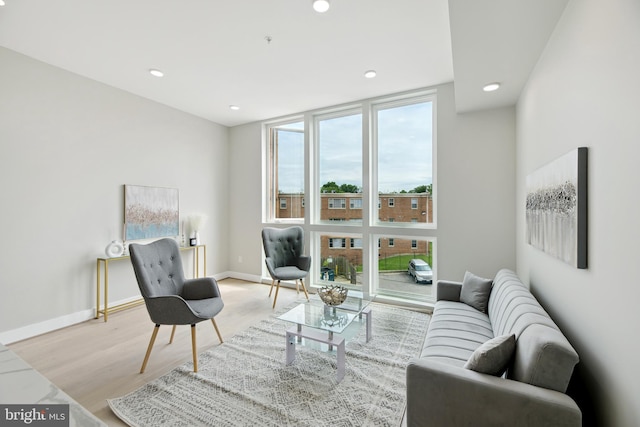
[0,308,95,345]
[0,295,143,345]
[0,272,282,345]
[222,271,263,283]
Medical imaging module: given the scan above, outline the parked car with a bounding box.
[320,267,335,281]
[408,259,432,284]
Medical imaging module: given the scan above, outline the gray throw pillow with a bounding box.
[460,271,492,313]
[464,334,516,376]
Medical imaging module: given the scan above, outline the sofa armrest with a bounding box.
[406,358,581,427]
[436,280,462,301]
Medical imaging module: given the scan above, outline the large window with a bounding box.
[375,100,433,225]
[264,90,436,305]
[318,111,363,223]
[376,237,434,301]
[266,120,304,220]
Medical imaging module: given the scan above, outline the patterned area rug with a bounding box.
[108,302,430,427]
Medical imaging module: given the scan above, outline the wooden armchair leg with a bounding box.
[211,318,223,344]
[299,279,310,301]
[169,325,177,344]
[140,324,160,374]
[268,279,276,297]
[191,324,198,373]
[272,280,281,309]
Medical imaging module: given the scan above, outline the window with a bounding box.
[375,99,433,225]
[350,198,362,209]
[265,90,436,304]
[377,237,434,302]
[318,111,362,222]
[329,238,346,248]
[328,198,346,209]
[266,120,304,220]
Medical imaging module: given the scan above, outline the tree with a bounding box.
[339,183,360,193]
[408,184,432,194]
[321,182,361,193]
[321,181,340,193]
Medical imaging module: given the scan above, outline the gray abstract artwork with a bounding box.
[526,148,587,269]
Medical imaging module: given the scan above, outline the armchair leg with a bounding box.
[211,318,223,344]
[268,279,276,297]
[299,279,310,301]
[169,325,177,344]
[191,324,198,373]
[140,324,160,374]
[272,280,281,309]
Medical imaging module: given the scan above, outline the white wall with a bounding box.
[227,83,516,288]
[436,83,516,280]
[228,121,264,281]
[0,47,230,343]
[516,0,640,425]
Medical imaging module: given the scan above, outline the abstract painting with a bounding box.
[526,147,588,269]
[124,185,179,241]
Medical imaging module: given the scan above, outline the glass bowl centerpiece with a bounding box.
[318,285,348,306]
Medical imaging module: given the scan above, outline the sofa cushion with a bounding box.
[464,334,515,376]
[420,301,493,367]
[460,271,493,313]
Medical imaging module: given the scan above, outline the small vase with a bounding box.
[105,240,124,258]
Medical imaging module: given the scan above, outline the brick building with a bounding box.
[276,192,433,268]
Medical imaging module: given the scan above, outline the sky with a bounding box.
[276,101,433,194]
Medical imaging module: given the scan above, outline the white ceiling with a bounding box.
[0,0,567,127]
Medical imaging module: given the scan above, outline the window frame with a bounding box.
[263,117,305,224]
[263,89,438,307]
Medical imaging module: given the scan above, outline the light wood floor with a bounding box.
[8,279,309,426]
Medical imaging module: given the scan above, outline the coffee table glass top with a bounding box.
[277,290,375,334]
[278,304,357,334]
[309,290,374,313]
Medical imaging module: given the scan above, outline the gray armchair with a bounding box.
[261,226,310,308]
[129,238,224,373]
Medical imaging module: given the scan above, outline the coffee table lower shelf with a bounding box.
[285,325,346,382]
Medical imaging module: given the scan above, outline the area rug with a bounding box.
[108,302,430,427]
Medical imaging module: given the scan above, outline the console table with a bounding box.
[95,244,206,322]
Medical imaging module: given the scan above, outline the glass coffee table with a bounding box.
[277,290,374,382]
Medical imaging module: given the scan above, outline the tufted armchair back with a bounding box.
[129,238,187,299]
[261,226,305,269]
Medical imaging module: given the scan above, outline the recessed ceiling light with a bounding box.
[364,70,377,79]
[483,82,500,92]
[0,1,6,6]
[149,69,164,77]
[312,0,330,13]
[229,105,240,111]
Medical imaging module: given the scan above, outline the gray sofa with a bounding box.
[406,269,581,426]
